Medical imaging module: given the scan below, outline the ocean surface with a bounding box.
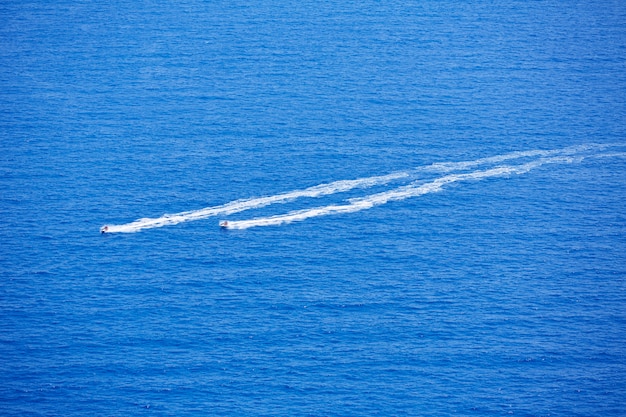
[1,1,626,415]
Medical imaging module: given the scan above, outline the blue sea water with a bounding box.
[2,0,626,415]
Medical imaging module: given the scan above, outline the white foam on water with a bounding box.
[101,144,625,233]
[221,155,586,230]
[422,143,609,173]
[100,172,407,233]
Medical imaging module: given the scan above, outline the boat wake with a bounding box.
[101,143,625,233]
[100,172,407,233]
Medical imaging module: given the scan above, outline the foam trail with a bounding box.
[102,144,624,233]
[222,155,580,230]
[423,143,610,173]
[101,172,408,233]
[587,151,626,160]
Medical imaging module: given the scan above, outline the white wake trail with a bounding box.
[221,156,580,230]
[423,143,609,173]
[100,172,408,233]
[101,143,624,233]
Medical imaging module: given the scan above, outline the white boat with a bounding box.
[219,221,229,229]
